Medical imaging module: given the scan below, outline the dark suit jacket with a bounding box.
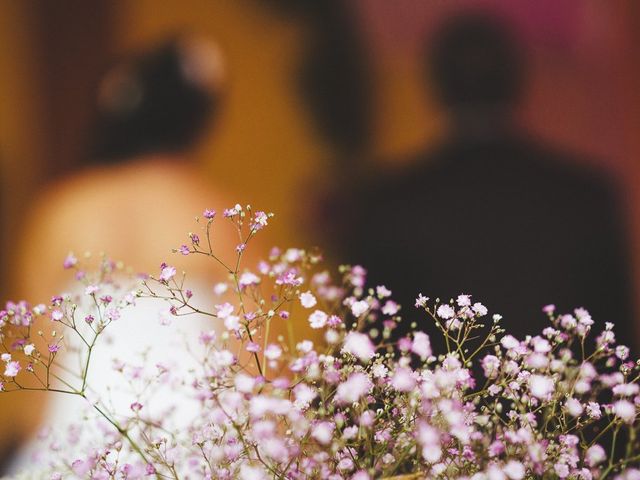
[328,132,636,355]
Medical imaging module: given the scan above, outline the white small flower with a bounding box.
[586,444,606,466]
[351,300,369,317]
[239,272,260,287]
[299,291,317,309]
[224,315,240,331]
[159,265,176,282]
[325,329,340,344]
[529,374,554,399]
[500,335,520,350]
[234,373,255,393]
[565,397,583,417]
[264,344,282,360]
[472,302,488,317]
[297,340,314,353]
[371,363,388,379]
[503,460,525,480]
[616,345,630,360]
[376,285,391,298]
[311,422,334,445]
[414,293,428,308]
[456,294,471,306]
[437,304,455,319]
[308,310,328,329]
[213,282,228,295]
[342,332,375,363]
[614,400,636,423]
[411,332,432,360]
[381,300,399,316]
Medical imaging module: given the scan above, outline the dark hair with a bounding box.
[428,11,525,110]
[91,37,221,163]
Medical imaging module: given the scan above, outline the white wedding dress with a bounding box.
[7,279,218,477]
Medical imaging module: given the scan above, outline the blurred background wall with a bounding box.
[0,0,639,306]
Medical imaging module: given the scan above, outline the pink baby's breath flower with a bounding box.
[236,243,246,253]
[159,265,176,282]
[411,332,432,361]
[203,209,216,219]
[554,463,569,479]
[223,204,241,218]
[293,383,317,410]
[311,421,335,445]
[481,355,501,379]
[342,332,375,363]
[48,344,60,353]
[299,291,317,309]
[224,315,240,331]
[351,470,371,480]
[586,402,602,419]
[199,330,216,344]
[335,372,372,404]
[215,303,234,318]
[613,383,640,397]
[4,360,20,377]
[327,314,342,327]
[391,367,416,392]
[250,211,269,231]
[531,336,551,353]
[178,244,190,255]
[614,400,636,423]
[565,398,583,417]
[586,444,606,466]
[360,410,375,427]
[51,310,64,322]
[63,253,78,269]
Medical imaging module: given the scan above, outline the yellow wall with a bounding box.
[110,0,331,248]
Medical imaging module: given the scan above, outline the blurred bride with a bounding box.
[5,35,245,472]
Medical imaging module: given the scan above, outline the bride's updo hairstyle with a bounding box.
[91,35,224,164]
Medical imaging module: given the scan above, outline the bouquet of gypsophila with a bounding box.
[1,205,640,480]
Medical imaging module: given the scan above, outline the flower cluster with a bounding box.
[1,205,639,479]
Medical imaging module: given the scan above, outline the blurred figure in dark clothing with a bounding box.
[263,0,373,165]
[330,12,636,354]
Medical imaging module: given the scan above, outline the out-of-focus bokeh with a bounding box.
[0,0,639,465]
[1,0,638,283]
